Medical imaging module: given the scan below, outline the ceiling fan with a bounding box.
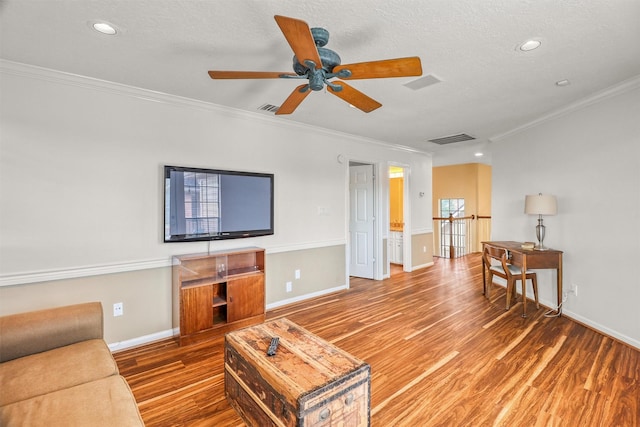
[208,15,423,115]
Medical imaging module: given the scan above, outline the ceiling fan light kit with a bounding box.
[208,15,423,115]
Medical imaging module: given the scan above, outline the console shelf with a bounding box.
[172,247,265,346]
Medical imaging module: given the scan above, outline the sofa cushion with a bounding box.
[0,302,103,362]
[0,375,144,426]
[0,339,118,406]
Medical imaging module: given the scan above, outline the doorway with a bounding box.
[388,166,405,275]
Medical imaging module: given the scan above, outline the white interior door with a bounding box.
[349,164,375,279]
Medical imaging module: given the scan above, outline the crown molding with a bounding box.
[490,74,640,142]
[0,60,429,156]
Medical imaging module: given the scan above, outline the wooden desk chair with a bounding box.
[483,245,539,313]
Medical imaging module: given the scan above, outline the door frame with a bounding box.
[388,161,412,275]
[345,159,384,283]
[344,158,413,283]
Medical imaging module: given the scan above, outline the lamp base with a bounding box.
[535,217,548,251]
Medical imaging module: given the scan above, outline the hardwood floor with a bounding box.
[114,254,639,426]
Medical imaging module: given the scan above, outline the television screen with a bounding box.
[164,165,274,242]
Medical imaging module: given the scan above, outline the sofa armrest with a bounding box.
[0,302,104,362]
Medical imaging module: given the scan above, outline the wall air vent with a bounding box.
[258,104,279,113]
[428,133,476,145]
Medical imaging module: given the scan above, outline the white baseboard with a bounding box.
[108,328,178,352]
[561,309,639,350]
[266,285,348,310]
[109,289,639,353]
[107,286,350,351]
[516,293,639,350]
[410,261,435,271]
[108,286,349,351]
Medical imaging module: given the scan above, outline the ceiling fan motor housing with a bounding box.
[311,27,329,47]
[292,47,341,75]
[291,26,341,84]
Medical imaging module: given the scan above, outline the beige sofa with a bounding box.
[0,302,144,426]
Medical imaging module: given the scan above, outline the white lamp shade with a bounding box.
[525,194,557,215]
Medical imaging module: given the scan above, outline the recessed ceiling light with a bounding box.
[92,22,117,35]
[518,39,541,52]
[474,152,484,157]
[556,79,571,87]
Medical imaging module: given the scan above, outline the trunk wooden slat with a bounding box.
[225,318,370,426]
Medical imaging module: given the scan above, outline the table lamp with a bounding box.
[524,193,557,250]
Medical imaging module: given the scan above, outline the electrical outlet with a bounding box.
[286,282,292,293]
[295,269,301,280]
[113,302,123,317]
[569,284,578,297]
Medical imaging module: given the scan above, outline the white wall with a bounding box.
[0,61,432,278]
[491,79,640,348]
[0,61,433,345]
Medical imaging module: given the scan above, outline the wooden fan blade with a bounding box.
[275,84,311,115]
[274,15,322,69]
[328,81,382,113]
[333,57,422,79]
[208,70,297,79]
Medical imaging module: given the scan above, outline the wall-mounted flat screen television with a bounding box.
[164,165,274,242]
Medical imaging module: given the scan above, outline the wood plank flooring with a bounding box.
[114,254,640,426]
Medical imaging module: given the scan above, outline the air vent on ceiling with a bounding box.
[258,104,279,113]
[428,133,476,145]
[404,74,441,90]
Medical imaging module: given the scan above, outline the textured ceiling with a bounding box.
[2,0,639,165]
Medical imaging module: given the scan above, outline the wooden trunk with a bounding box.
[225,318,370,426]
